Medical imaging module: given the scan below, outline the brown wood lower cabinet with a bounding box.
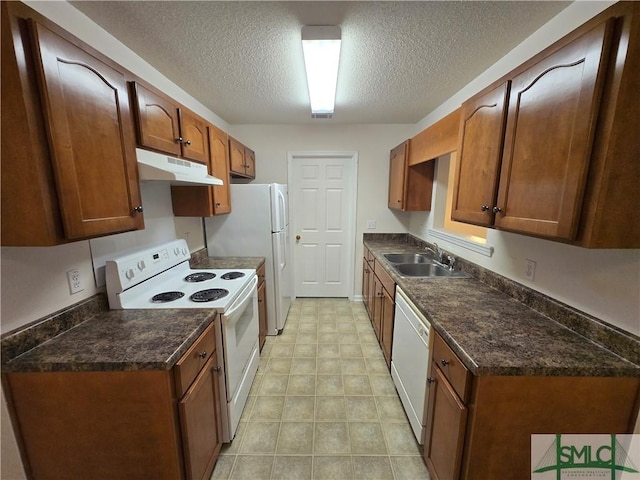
[257,263,268,351]
[4,321,223,480]
[424,364,468,480]
[424,332,640,480]
[362,249,396,369]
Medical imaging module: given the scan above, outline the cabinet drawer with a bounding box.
[174,322,216,397]
[374,260,395,296]
[257,263,266,286]
[432,333,471,403]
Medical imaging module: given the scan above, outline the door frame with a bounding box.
[287,151,359,301]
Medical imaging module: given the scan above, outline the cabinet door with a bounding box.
[424,365,468,480]
[388,142,407,209]
[258,280,267,351]
[362,258,371,316]
[452,82,510,226]
[179,356,222,480]
[244,147,256,178]
[133,82,181,156]
[372,275,383,341]
[380,286,395,368]
[210,124,231,214]
[229,137,246,175]
[29,20,143,239]
[495,20,613,239]
[178,109,208,163]
[366,261,376,321]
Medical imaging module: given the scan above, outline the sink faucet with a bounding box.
[425,243,443,261]
[426,243,456,271]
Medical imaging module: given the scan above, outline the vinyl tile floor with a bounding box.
[211,298,431,480]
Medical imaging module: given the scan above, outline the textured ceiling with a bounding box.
[70,1,570,125]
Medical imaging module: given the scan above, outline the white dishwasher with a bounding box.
[390,287,432,444]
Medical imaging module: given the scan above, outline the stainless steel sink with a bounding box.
[383,253,433,264]
[393,263,471,278]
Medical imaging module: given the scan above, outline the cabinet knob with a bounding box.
[175,137,183,144]
[133,205,144,214]
[214,366,222,373]
[198,351,207,359]
[440,359,450,367]
[215,203,221,207]
[427,377,435,385]
[397,199,402,203]
[492,206,502,214]
[481,205,490,212]
[184,140,192,146]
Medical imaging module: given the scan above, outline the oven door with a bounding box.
[221,275,259,401]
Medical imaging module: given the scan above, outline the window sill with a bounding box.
[428,228,494,257]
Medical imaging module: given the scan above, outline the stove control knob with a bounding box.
[125,268,135,280]
[174,247,180,256]
[182,247,188,256]
[137,260,146,271]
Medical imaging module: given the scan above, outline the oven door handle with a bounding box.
[224,275,258,318]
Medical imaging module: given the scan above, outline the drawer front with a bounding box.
[432,333,471,402]
[374,260,395,296]
[257,263,266,286]
[174,321,216,397]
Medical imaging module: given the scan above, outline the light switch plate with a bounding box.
[367,220,376,229]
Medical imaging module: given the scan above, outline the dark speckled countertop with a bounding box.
[364,236,640,377]
[2,308,216,373]
[1,252,265,373]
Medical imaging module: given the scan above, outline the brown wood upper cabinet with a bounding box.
[388,140,434,211]
[1,3,144,245]
[171,123,232,217]
[229,136,256,179]
[452,3,639,248]
[133,82,208,163]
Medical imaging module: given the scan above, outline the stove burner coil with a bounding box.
[184,272,217,282]
[221,271,245,280]
[151,291,185,303]
[190,288,229,303]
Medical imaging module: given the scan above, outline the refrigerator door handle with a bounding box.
[277,189,287,229]
[279,233,287,271]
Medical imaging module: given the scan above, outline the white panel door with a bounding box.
[290,153,357,298]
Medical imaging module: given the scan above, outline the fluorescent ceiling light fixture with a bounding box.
[302,25,341,115]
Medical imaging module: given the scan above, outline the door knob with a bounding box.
[295,235,301,240]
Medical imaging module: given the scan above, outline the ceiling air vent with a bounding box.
[312,113,333,119]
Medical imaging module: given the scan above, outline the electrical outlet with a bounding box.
[367,220,376,230]
[524,259,536,281]
[67,269,84,294]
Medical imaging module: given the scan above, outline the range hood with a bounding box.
[136,148,223,186]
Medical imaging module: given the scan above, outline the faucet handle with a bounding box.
[447,255,456,271]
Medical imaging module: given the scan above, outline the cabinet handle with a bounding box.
[214,366,222,373]
[440,359,449,367]
[397,199,402,203]
[133,205,144,214]
[481,205,490,212]
[492,206,502,214]
[427,377,435,385]
[198,351,207,359]
[215,203,221,207]
[175,137,183,144]
[184,139,192,146]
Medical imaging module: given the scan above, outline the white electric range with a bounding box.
[104,239,259,442]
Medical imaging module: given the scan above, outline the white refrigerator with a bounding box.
[205,184,291,334]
